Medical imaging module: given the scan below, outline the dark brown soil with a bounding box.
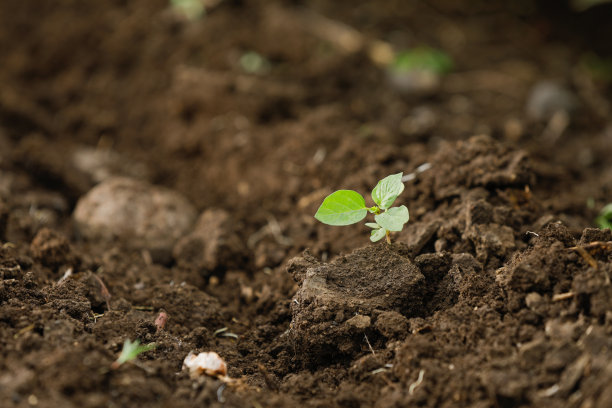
[1,1,612,407]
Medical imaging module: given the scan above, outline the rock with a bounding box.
[73,177,197,262]
[387,69,440,96]
[182,351,227,378]
[526,81,577,121]
[289,244,425,365]
[172,209,245,274]
[525,292,544,310]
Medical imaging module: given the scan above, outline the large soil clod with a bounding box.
[287,245,425,365]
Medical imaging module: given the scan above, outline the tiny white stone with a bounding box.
[182,351,227,378]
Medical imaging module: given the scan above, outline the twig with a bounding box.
[408,369,425,395]
[92,274,112,311]
[364,334,376,356]
[217,384,226,403]
[571,246,599,270]
[247,215,292,248]
[552,292,575,302]
[402,163,432,182]
[14,324,35,339]
[569,241,612,251]
[132,306,155,311]
[57,267,73,284]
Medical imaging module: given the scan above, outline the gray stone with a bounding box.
[526,81,577,121]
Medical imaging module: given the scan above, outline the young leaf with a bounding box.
[370,227,387,242]
[371,173,405,210]
[365,222,381,229]
[596,203,612,230]
[315,190,367,226]
[374,205,409,232]
[114,339,156,367]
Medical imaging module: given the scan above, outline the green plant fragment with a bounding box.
[371,173,404,210]
[391,47,453,75]
[170,0,205,20]
[116,339,156,366]
[375,205,409,232]
[596,203,612,230]
[240,51,271,74]
[315,190,367,226]
[365,222,380,229]
[370,227,387,242]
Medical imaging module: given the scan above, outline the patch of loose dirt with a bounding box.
[1,0,612,407]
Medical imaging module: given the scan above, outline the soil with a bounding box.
[1,1,612,407]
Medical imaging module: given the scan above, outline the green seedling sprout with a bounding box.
[240,51,271,75]
[391,47,453,75]
[315,173,409,244]
[170,0,205,21]
[596,203,612,230]
[111,339,156,369]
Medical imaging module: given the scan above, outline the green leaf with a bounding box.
[391,47,454,75]
[370,228,387,242]
[371,173,405,210]
[315,190,367,226]
[365,222,380,229]
[367,206,380,214]
[116,339,156,365]
[596,203,612,230]
[374,205,409,232]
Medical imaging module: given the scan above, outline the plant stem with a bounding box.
[385,230,391,244]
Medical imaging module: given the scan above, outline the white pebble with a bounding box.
[182,351,227,378]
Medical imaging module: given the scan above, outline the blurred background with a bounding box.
[1,0,611,253]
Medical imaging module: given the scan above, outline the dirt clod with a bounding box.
[173,209,246,275]
[289,244,424,365]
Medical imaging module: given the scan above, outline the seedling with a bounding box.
[387,47,453,94]
[391,47,453,75]
[315,173,409,243]
[111,339,156,369]
[170,0,205,21]
[239,51,271,75]
[596,203,612,230]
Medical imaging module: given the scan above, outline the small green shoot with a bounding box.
[596,203,612,230]
[391,47,453,75]
[170,0,205,21]
[315,173,409,243]
[111,339,156,369]
[239,51,271,75]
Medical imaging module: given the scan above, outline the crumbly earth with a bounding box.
[1,1,612,407]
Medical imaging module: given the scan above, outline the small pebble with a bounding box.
[182,351,227,378]
[526,81,577,121]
